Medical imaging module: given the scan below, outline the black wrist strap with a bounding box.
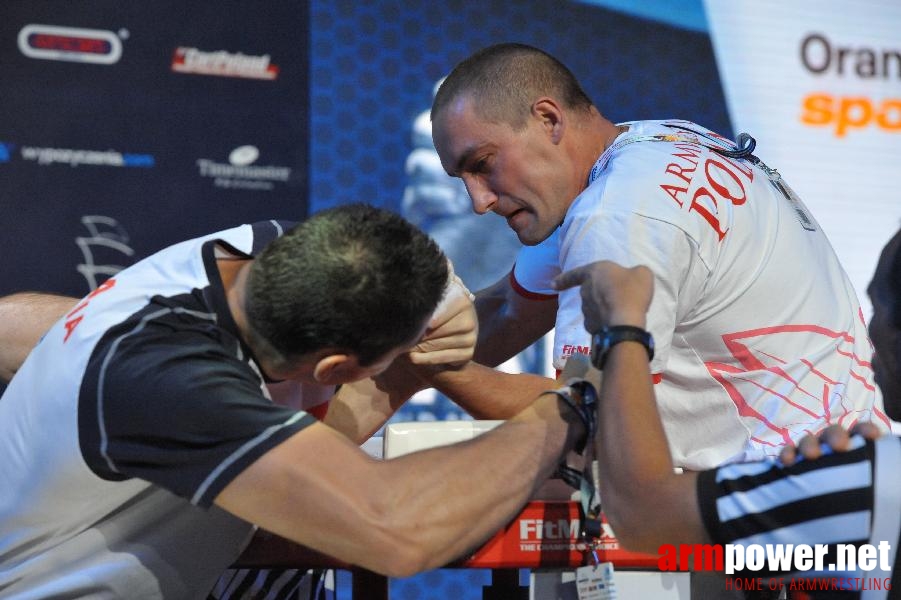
[543,380,597,453]
[547,379,601,525]
[592,325,654,370]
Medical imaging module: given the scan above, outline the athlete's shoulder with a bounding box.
[174,220,293,259]
[512,228,560,297]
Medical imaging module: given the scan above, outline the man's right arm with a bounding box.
[407,272,558,420]
[215,387,584,577]
[554,262,708,553]
[325,269,558,432]
[472,272,557,367]
[0,292,77,383]
[419,360,555,420]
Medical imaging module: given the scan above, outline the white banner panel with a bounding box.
[704,0,901,318]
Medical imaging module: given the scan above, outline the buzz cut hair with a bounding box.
[431,43,594,130]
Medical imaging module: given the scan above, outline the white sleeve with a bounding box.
[510,228,560,298]
[558,201,708,374]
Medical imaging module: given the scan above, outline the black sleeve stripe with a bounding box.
[192,411,318,505]
[715,445,870,494]
[698,438,878,546]
[250,220,296,255]
[718,487,872,541]
[697,468,728,544]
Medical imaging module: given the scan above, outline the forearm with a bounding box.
[218,392,582,577]
[377,391,582,572]
[420,361,554,419]
[324,359,426,444]
[597,343,673,492]
[595,343,706,551]
[472,276,555,367]
[472,294,531,366]
[0,292,77,383]
[473,321,548,367]
[552,261,709,552]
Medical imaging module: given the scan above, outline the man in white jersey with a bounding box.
[0,204,588,599]
[423,42,890,470]
[552,226,901,598]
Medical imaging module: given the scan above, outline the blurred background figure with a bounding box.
[399,79,548,422]
[402,78,523,294]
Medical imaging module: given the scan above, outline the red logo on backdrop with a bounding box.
[18,24,123,64]
[171,47,279,80]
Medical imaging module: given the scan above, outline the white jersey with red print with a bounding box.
[513,119,889,469]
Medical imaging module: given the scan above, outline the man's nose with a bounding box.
[462,175,497,215]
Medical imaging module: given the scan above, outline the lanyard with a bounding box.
[586,125,816,232]
[589,123,751,185]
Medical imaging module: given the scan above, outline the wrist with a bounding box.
[591,325,655,370]
[406,360,468,385]
[544,381,597,453]
[606,311,647,330]
[373,357,428,396]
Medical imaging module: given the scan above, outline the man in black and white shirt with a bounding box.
[0,204,587,599]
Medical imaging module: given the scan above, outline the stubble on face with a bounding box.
[432,99,573,247]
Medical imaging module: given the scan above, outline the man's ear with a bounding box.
[532,97,565,144]
[312,354,355,385]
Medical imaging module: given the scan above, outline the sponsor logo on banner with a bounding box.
[798,33,901,137]
[461,502,659,570]
[196,145,291,191]
[462,502,587,569]
[11,143,154,168]
[519,516,583,551]
[18,24,125,64]
[171,47,279,80]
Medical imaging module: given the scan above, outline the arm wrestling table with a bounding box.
[232,421,671,599]
[233,500,662,600]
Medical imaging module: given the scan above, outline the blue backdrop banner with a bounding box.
[1,2,310,297]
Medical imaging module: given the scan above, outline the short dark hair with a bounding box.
[431,43,594,129]
[245,204,448,366]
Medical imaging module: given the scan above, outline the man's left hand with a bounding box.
[408,272,477,367]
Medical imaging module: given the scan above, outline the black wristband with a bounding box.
[591,325,654,370]
[543,380,597,454]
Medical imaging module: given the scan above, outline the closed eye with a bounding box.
[471,156,490,175]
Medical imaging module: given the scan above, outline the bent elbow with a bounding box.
[364,538,432,578]
[604,513,651,554]
[380,550,430,579]
[601,493,667,555]
[352,501,434,578]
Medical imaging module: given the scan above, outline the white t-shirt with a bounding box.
[513,120,889,468]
